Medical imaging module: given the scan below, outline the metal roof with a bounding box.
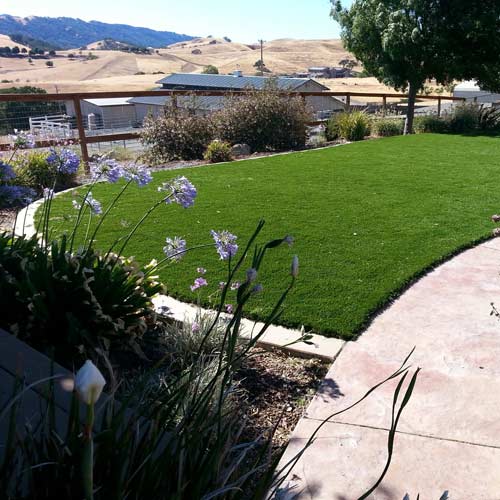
[82,98,134,107]
[155,73,327,91]
[129,94,226,110]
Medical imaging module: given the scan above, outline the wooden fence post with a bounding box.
[72,96,90,172]
[382,95,387,116]
[346,94,351,111]
[437,97,442,117]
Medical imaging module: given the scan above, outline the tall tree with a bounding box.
[331,0,500,133]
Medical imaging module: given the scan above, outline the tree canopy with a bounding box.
[331,0,500,132]
[202,65,219,75]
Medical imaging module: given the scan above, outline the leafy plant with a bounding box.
[414,115,448,134]
[445,103,480,133]
[13,149,78,194]
[141,100,215,162]
[325,113,341,141]
[214,83,311,152]
[204,139,233,163]
[372,118,404,137]
[478,106,500,131]
[0,232,163,363]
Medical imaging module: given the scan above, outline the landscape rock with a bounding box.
[230,143,251,157]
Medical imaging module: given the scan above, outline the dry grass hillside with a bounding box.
[0,35,397,95]
[0,34,30,51]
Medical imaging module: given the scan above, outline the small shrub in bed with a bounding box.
[13,148,79,194]
[372,118,404,137]
[204,139,233,163]
[141,102,215,162]
[445,103,480,133]
[214,83,311,152]
[414,115,448,134]
[325,113,341,141]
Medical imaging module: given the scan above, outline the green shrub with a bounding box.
[13,150,77,194]
[141,102,215,162]
[445,103,480,133]
[215,84,311,152]
[372,118,404,137]
[414,115,448,134]
[325,113,341,141]
[333,111,371,141]
[203,139,233,163]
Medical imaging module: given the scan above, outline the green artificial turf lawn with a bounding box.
[45,134,500,339]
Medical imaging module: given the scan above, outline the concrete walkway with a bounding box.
[279,238,500,500]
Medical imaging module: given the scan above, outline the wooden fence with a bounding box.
[0,89,465,167]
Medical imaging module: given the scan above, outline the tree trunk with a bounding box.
[404,82,418,135]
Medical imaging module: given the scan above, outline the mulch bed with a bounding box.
[235,348,329,450]
[0,207,16,232]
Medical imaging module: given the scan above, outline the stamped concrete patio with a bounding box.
[278,237,500,499]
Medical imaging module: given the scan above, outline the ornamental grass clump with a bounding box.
[332,111,371,141]
[372,118,404,137]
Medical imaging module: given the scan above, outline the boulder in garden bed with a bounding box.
[230,144,251,157]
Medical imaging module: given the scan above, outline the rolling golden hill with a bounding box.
[0,35,395,95]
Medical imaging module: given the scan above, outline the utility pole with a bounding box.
[258,39,264,76]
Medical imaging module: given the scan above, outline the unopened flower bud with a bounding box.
[75,360,106,405]
[246,268,258,282]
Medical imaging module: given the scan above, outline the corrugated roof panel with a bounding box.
[129,95,226,110]
[155,73,323,90]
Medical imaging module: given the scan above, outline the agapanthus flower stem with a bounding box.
[69,173,103,252]
[85,178,133,250]
[110,193,174,264]
[82,402,95,500]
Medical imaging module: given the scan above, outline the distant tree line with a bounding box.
[0,46,57,58]
[9,33,60,52]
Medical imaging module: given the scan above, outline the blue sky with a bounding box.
[1,0,353,43]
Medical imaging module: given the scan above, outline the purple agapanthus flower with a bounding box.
[0,161,16,182]
[191,322,201,333]
[43,187,54,200]
[158,176,197,208]
[225,304,234,314]
[122,164,152,187]
[163,236,187,261]
[73,191,102,215]
[190,277,208,292]
[197,267,206,275]
[0,185,35,206]
[230,281,240,291]
[90,158,123,183]
[47,148,80,175]
[211,230,238,260]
